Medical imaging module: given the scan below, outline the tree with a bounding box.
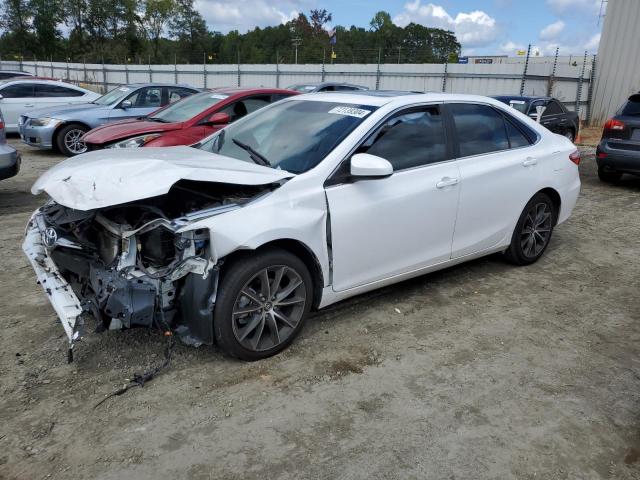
[0,0,33,54]
[169,0,208,61]
[144,0,174,60]
[30,0,65,57]
[309,8,332,34]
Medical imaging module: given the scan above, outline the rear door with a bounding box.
[538,100,565,134]
[326,104,461,291]
[0,82,37,130]
[447,102,541,258]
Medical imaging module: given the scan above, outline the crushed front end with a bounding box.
[22,180,271,358]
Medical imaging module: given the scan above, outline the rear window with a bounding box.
[620,95,640,116]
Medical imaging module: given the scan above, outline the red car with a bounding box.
[83,87,299,149]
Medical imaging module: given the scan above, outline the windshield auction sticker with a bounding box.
[328,106,371,118]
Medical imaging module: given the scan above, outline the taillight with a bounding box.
[604,118,625,131]
[0,121,4,130]
[569,150,581,165]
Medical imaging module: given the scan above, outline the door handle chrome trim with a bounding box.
[523,157,538,167]
[436,177,459,189]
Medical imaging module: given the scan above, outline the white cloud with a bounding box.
[585,32,600,51]
[539,20,565,40]
[196,0,301,33]
[393,1,498,48]
[499,41,525,54]
[546,0,601,16]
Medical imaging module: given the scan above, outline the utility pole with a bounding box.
[292,37,302,65]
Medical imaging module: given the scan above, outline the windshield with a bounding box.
[620,95,640,116]
[288,84,317,93]
[148,92,229,123]
[198,100,377,174]
[93,86,133,105]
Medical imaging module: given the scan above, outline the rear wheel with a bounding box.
[598,167,622,183]
[56,123,88,156]
[213,248,313,361]
[505,192,557,265]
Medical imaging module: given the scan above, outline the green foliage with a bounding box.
[0,3,461,65]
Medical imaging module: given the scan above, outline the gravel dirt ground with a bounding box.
[0,138,639,480]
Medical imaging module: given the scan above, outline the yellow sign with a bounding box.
[331,51,337,59]
[208,55,213,60]
[517,50,526,56]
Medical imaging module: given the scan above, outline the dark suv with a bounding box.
[596,93,640,182]
[494,96,579,142]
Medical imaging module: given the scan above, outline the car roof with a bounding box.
[293,91,512,108]
[0,70,33,75]
[0,78,89,89]
[119,83,201,89]
[207,87,298,95]
[493,95,553,102]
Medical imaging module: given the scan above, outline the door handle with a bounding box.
[24,104,34,107]
[436,177,459,189]
[523,157,538,167]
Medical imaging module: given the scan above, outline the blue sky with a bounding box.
[196,0,605,55]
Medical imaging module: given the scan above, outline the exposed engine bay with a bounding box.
[26,180,275,350]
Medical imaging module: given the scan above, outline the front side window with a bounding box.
[199,99,376,174]
[0,83,35,98]
[450,103,509,157]
[358,106,447,170]
[219,96,271,122]
[125,87,162,108]
[168,86,195,104]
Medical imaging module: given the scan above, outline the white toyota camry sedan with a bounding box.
[23,92,580,361]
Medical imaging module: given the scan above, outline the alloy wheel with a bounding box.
[520,202,552,258]
[64,128,88,154]
[231,265,306,352]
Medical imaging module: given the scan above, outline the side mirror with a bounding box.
[0,94,3,100]
[206,112,231,125]
[350,153,393,179]
[120,100,132,109]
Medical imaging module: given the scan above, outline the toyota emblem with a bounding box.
[43,227,58,248]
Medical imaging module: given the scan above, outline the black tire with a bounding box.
[598,167,622,183]
[213,248,313,361]
[504,192,557,266]
[56,123,89,156]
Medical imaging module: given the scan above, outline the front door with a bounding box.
[325,105,461,291]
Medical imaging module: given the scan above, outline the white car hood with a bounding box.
[32,146,294,211]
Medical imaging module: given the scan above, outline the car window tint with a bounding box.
[1,83,35,98]
[505,117,531,148]
[126,87,162,108]
[620,95,640,116]
[544,100,563,115]
[168,87,194,103]
[35,84,84,97]
[219,98,270,122]
[359,106,447,170]
[451,103,509,157]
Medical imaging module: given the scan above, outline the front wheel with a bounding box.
[504,192,557,265]
[56,123,89,156]
[213,248,313,361]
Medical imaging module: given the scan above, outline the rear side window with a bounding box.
[35,84,84,97]
[504,117,531,148]
[450,103,509,157]
[1,83,35,98]
[544,100,564,115]
[620,95,640,116]
[358,105,448,170]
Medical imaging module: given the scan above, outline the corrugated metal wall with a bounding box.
[0,58,592,118]
[591,0,640,125]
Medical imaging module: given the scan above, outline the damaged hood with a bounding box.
[32,146,294,211]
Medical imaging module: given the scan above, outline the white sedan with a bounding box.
[23,92,580,361]
[0,79,100,132]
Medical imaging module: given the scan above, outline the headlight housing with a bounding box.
[30,117,59,127]
[106,133,162,149]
